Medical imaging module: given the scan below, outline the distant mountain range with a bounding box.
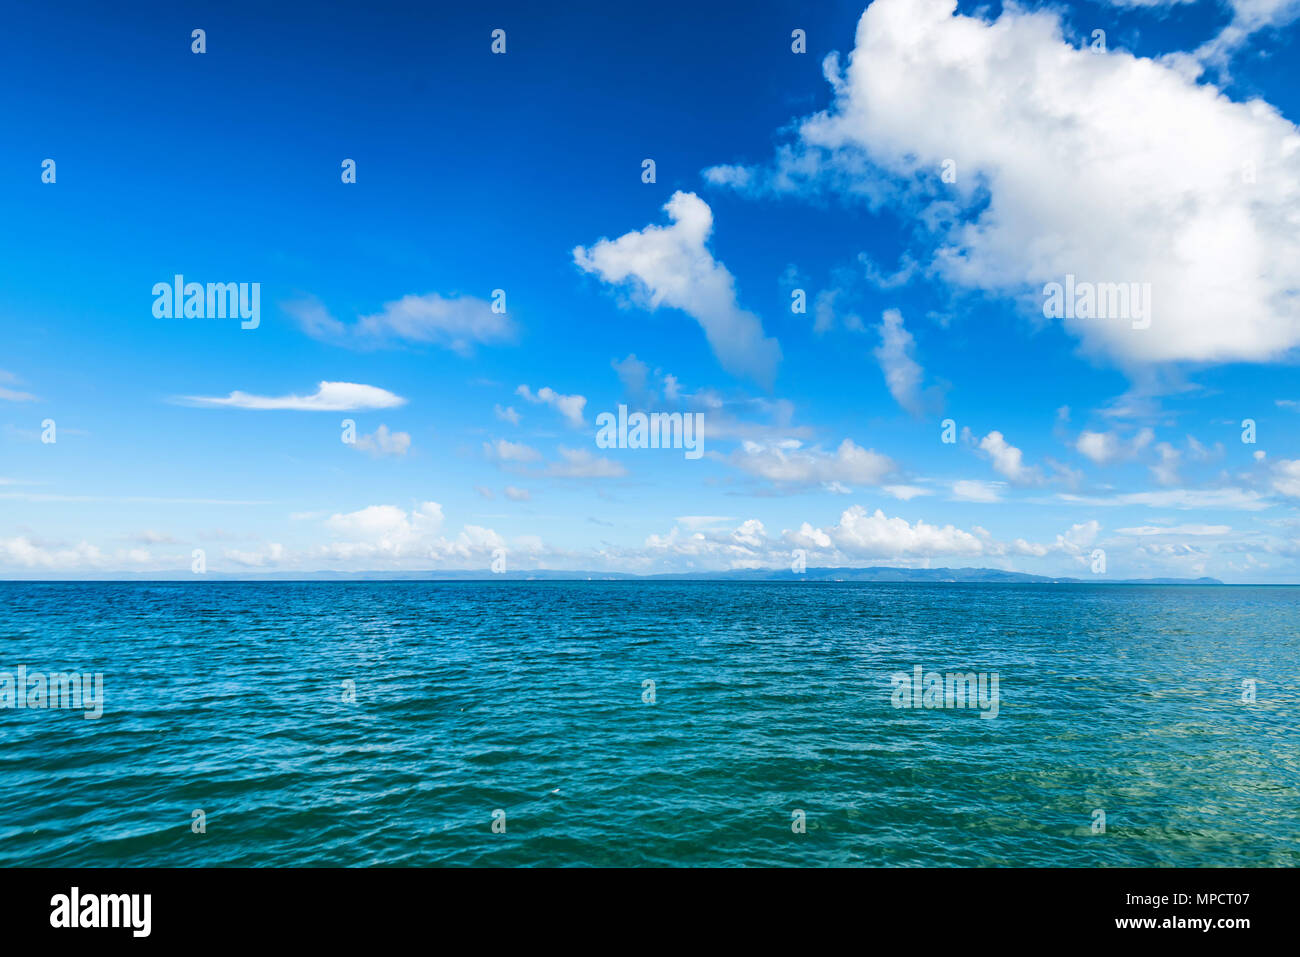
[5,567,1224,584]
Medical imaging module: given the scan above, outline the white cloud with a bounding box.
[675,515,735,530]
[951,479,1003,503]
[716,0,1300,366]
[484,438,542,463]
[0,537,105,568]
[883,484,930,500]
[180,381,407,411]
[978,431,1041,484]
[874,309,931,415]
[639,509,982,566]
[729,438,894,487]
[327,502,445,542]
[574,191,782,386]
[789,506,984,558]
[644,518,780,568]
[288,293,516,356]
[1151,441,1181,486]
[352,424,411,457]
[1059,520,1101,551]
[314,502,529,568]
[1075,428,1154,465]
[1185,436,1223,462]
[1271,459,1300,498]
[546,447,628,478]
[702,164,754,189]
[503,486,531,501]
[494,404,521,425]
[516,384,587,428]
[1075,430,1120,465]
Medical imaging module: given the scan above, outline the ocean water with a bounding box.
[0,580,1296,867]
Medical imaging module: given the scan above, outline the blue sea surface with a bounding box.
[0,581,1296,867]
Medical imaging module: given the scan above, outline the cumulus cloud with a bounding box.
[790,506,984,558]
[728,438,894,488]
[710,0,1300,366]
[1076,431,1121,465]
[644,518,777,569]
[1059,520,1101,551]
[180,381,406,411]
[316,502,529,568]
[1075,428,1153,465]
[286,292,516,355]
[574,191,782,386]
[327,502,445,541]
[638,508,1025,570]
[978,431,1042,485]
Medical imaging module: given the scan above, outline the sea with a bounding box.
[0,580,1296,867]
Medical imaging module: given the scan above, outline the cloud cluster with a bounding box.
[728,438,894,489]
[709,0,1300,367]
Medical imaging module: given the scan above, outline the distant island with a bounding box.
[7,567,1224,584]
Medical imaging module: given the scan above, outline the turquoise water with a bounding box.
[0,581,1296,867]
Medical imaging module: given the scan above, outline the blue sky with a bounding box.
[3,0,1300,581]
